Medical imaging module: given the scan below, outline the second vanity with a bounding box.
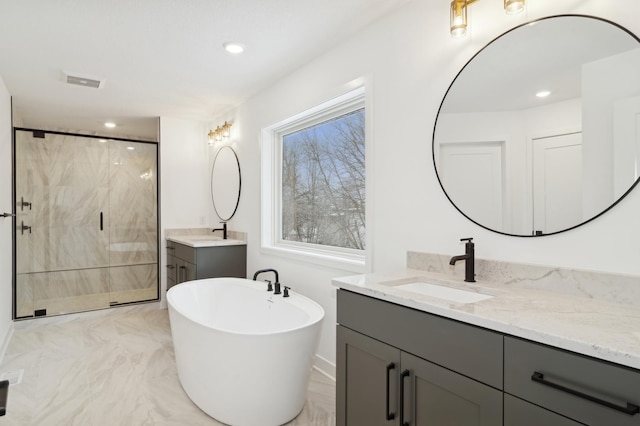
[334,262,640,426]
[166,232,247,290]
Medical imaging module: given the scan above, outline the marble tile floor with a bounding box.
[0,306,336,426]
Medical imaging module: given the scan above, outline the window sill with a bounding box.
[260,243,366,274]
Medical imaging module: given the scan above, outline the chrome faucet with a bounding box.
[449,237,475,282]
[212,222,227,239]
[252,268,282,295]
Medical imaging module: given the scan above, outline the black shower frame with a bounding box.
[11,126,161,320]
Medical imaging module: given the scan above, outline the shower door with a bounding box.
[14,130,158,318]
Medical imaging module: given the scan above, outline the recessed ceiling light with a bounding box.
[127,146,135,150]
[98,139,107,143]
[104,122,116,128]
[536,90,551,98]
[223,42,245,54]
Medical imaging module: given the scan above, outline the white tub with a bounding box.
[167,277,325,426]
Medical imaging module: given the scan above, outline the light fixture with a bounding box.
[504,0,526,15]
[450,0,471,38]
[223,42,245,54]
[104,122,116,128]
[536,90,551,98]
[208,121,233,145]
[450,0,526,37]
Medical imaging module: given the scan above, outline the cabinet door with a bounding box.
[401,352,502,426]
[175,258,196,284]
[504,394,584,426]
[337,325,400,426]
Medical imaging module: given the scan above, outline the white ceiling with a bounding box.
[0,0,409,140]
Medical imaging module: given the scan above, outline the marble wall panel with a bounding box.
[108,140,158,266]
[15,131,110,273]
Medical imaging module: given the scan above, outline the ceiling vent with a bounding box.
[63,71,105,89]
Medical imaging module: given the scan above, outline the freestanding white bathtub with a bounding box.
[167,277,325,426]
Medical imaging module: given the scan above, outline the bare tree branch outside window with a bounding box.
[282,108,365,250]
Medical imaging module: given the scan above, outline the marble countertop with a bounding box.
[333,271,640,370]
[166,235,247,248]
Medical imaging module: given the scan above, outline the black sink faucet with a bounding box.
[449,237,476,282]
[212,222,227,239]
[252,268,282,294]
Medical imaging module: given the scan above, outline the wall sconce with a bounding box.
[450,0,526,38]
[208,121,233,145]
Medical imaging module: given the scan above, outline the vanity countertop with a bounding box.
[333,271,640,370]
[166,235,247,248]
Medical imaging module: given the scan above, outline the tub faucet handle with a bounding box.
[266,280,273,291]
[283,286,290,298]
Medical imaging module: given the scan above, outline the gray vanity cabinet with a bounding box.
[338,289,640,426]
[337,289,503,426]
[166,240,246,290]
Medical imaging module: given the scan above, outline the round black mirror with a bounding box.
[433,15,640,236]
[211,146,241,221]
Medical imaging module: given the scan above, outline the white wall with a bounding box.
[583,48,640,217]
[159,117,212,302]
[0,76,13,359]
[201,0,640,376]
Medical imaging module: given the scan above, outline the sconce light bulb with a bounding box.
[450,0,468,38]
[504,0,525,15]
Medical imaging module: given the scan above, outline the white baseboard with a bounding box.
[313,354,336,380]
[0,321,14,364]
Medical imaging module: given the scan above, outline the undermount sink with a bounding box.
[394,282,494,304]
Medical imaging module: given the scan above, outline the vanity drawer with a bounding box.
[337,289,503,389]
[174,243,196,264]
[504,336,640,425]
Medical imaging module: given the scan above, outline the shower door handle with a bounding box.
[100,212,103,231]
[0,213,15,218]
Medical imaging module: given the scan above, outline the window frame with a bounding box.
[261,86,369,272]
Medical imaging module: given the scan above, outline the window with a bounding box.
[261,86,367,269]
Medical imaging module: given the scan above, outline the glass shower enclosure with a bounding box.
[14,129,158,318]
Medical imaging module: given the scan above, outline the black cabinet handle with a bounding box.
[400,369,410,426]
[531,372,640,416]
[100,212,103,231]
[0,379,8,416]
[166,265,175,269]
[385,363,396,420]
[178,265,186,283]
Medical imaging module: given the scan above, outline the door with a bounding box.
[337,325,400,426]
[14,130,158,317]
[532,132,582,235]
[438,142,505,231]
[613,96,640,198]
[400,352,502,426]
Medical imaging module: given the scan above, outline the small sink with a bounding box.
[394,282,494,304]
[180,235,222,241]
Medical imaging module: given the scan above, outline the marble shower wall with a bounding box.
[15,130,158,317]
